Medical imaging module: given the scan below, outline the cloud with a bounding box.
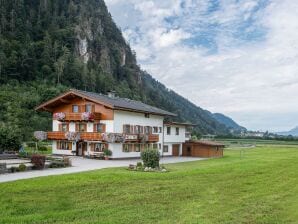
[105,0,298,132]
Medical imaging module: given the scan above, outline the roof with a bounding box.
[164,121,196,126]
[185,140,225,146]
[36,89,176,116]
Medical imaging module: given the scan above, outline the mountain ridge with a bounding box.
[0,0,240,139]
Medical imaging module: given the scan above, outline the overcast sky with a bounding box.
[105,0,298,132]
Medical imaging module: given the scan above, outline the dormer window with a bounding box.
[72,105,79,113]
[145,113,150,118]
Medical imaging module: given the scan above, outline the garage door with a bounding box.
[172,144,180,156]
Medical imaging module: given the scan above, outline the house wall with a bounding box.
[112,110,164,158]
[164,125,186,143]
[182,143,224,158]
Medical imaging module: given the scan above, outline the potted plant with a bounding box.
[103,149,112,160]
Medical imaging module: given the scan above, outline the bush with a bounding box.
[18,163,27,172]
[0,125,22,153]
[141,148,160,168]
[136,162,143,167]
[49,161,65,168]
[103,149,112,157]
[10,166,18,173]
[27,142,36,148]
[38,145,48,151]
[31,154,46,169]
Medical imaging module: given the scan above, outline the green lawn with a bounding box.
[1,146,298,224]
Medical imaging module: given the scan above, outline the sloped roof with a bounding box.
[185,140,225,146]
[36,89,176,116]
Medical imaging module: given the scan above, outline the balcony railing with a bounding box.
[47,132,159,143]
[53,112,101,121]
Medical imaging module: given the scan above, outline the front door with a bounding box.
[172,144,180,156]
[76,142,87,156]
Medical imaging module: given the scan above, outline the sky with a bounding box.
[105,0,298,132]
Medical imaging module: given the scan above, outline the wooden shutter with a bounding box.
[102,124,106,132]
[140,126,144,134]
[149,126,152,134]
[75,123,79,132]
[92,105,95,112]
[94,123,97,132]
[58,124,62,132]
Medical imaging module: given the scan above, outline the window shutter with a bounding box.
[75,123,79,132]
[102,124,106,132]
[149,127,152,134]
[92,105,95,112]
[58,124,62,132]
[140,126,144,133]
[130,125,134,134]
[94,123,97,132]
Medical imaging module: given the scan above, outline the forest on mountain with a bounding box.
[0,0,231,141]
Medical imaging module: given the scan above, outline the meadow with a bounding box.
[0,144,297,224]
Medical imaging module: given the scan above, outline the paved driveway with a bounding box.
[0,157,205,183]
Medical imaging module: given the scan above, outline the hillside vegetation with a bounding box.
[0,0,229,140]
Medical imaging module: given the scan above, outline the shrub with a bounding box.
[103,149,112,157]
[27,142,36,148]
[49,161,65,168]
[136,162,143,167]
[31,154,46,169]
[38,145,48,151]
[141,148,160,168]
[18,163,27,172]
[10,166,17,173]
[0,125,22,153]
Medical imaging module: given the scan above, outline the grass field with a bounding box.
[1,145,298,224]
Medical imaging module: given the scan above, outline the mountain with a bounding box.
[276,126,298,136]
[0,0,231,140]
[212,113,246,132]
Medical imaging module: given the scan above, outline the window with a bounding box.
[145,113,150,118]
[144,126,152,134]
[57,141,71,150]
[167,127,171,135]
[123,125,131,134]
[95,123,104,132]
[91,143,104,152]
[85,104,92,112]
[59,123,68,132]
[153,143,158,149]
[72,105,79,113]
[153,126,158,133]
[135,144,141,152]
[176,127,179,135]
[163,145,169,152]
[123,144,134,152]
[159,144,162,150]
[77,123,86,132]
[158,127,162,133]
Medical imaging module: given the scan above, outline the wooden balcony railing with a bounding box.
[47,132,67,140]
[147,134,159,142]
[53,112,101,121]
[47,132,159,142]
[47,132,102,141]
[80,132,102,141]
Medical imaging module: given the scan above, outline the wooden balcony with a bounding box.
[53,112,101,121]
[47,132,67,140]
[147,134,159,142]
[47,132,102,141]
[80,132,102,141]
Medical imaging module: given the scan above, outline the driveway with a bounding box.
[0,157,205,183]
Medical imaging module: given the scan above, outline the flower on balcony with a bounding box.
[65,132,80,141]
[101,133,125,143]
[53,112,66,121]
[34,131,47,141]
[81,112,94,121]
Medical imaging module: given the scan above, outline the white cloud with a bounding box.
[105,0,298,132]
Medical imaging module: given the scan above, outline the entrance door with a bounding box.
[76,142,87,156]
[172,144,180,156]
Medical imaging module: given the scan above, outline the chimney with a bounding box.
[107,90,116,98]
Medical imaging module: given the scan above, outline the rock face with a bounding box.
[0,0,234,135]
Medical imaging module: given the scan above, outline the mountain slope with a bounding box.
[276,126,298,136]
[212,113,246,132]
[0,0,230,140]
